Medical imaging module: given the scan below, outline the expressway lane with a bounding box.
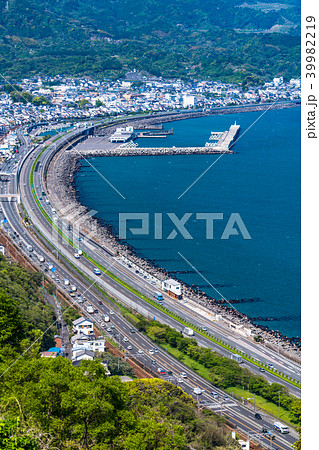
[0,124,299,449]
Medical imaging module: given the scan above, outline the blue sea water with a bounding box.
[74,107,301,338]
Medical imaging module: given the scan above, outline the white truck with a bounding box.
[104,315,110,322]
[63,279,70,286]
[273,422,289,434]
[38,255,45,263]
[231,353,243,363]
[70,285,77,292]
[86,305,94,314]
[183,327,194,336]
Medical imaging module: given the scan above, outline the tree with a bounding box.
[10,91,33,103]
[32,96,51,106]
[95,99,104,107]
[0,417,39,450]
[77,99,89,107]
[0,292,25,349]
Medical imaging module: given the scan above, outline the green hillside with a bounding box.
[0,0,300,81]
[0,254,241,449]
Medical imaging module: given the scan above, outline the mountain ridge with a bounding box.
[0,0,300,81]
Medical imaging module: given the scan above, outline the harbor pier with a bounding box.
[73,123,240,158]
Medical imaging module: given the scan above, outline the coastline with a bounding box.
[47,105,301,361]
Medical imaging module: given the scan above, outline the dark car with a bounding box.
[98,301,103,305]
[255,413,262,420]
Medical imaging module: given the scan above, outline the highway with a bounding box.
[0,123,300,449]
[29,126,301,391]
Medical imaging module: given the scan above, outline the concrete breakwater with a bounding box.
[73,120,239,158]
[47,111,301,361]
[70,146,235,158]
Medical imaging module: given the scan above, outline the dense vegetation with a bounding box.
[0,255,241,449]
[0,0,300,82]
[0,254,56,354]
[0,358,242,449]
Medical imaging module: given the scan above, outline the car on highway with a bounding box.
[223,395,229,401]
[123,337,129,342]
[153,347,158,353]
[193,387,202,395]
[201,326,207,331]
[98,301,103,305]
[210,391,219,399]
[110,310,114,315]
[106,328,112,332]
[157,368,166,375]
[177,378,183,383]
[255,413,262,420]
[148,349,154,355]
[127,346,132,350]
[262,428,275,440]
[180,372,187,378]
[259,367,265,372]
[137,349,144,355]
[93,268,101,275]
[151,360,156,365]
[130,328,135,333]
[74,253,80,259]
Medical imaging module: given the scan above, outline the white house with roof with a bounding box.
[72,317,94,336]
[161,278,182,299]
[71,333,105,355]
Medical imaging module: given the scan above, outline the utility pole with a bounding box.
[278,391,281,418]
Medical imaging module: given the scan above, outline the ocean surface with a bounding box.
[74,107,301,338]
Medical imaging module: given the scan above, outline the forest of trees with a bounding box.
[0,0,300,82]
